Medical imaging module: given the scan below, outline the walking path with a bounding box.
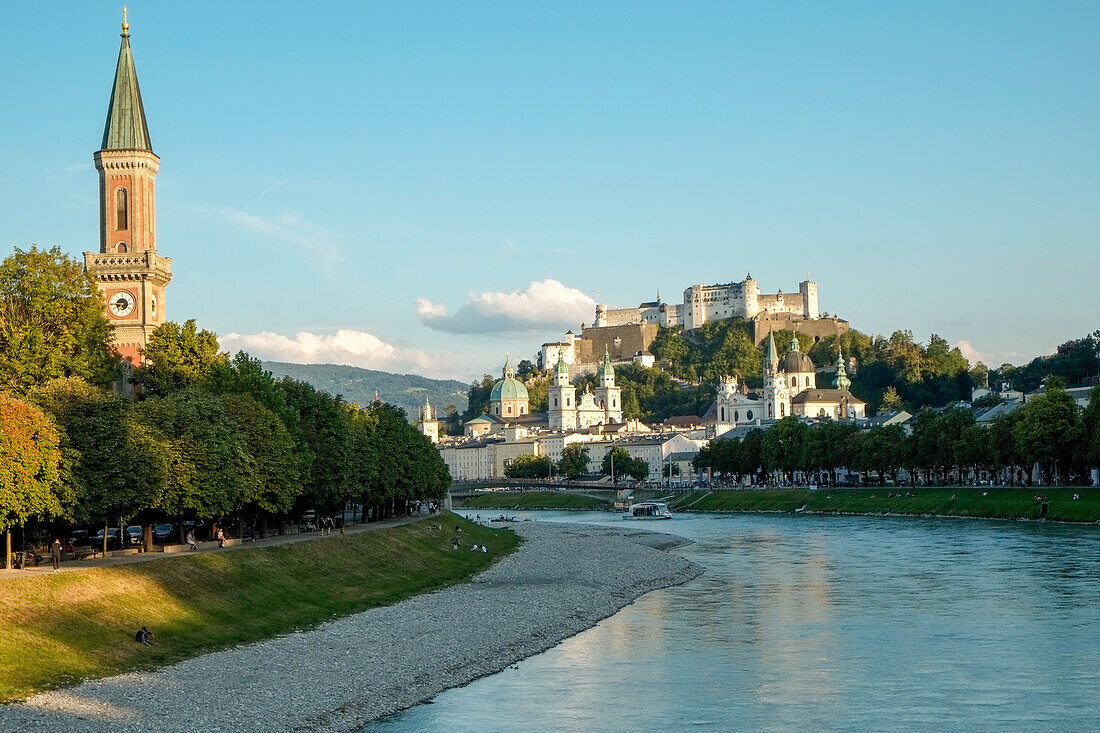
[0,515,421,580]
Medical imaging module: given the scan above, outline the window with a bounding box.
[747,410,753,420]
[116,188,128,230]
[734,410,739,421]
[116,242,127,254]
[506,405,512,415]
[780,403,785,418]
[553,397,558,407]
[720,407,726,421]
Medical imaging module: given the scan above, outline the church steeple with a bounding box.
[101,9,152,152]
[85,10,172,370]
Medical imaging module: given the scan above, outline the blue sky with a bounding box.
[3,1,1098,380]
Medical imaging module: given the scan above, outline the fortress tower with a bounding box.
[84,12,172,366]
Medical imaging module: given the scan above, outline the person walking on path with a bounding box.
[50,538,62,572]
[186,528,198,552]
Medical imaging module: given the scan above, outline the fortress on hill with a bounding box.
[541,275,849,373]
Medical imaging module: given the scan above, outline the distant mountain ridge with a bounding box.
[263,362,468,421]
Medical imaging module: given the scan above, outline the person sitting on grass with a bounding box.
[135,626,154,646]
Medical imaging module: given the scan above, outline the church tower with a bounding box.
[548,353,577,430]
[594,349,623,423]
[762,332,790,419]
[418,396,440,444]
[84,11,172,366]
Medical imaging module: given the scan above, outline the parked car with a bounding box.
[91,527,122,550]
[67,529,91,550]
[152,523,176,544]
[124,526,143,545]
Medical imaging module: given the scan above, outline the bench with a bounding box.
[69,546,100,561]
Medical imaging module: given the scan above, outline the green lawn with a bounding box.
[463,490,610,510]
[670,487,1100,523]
[0,513,519,702]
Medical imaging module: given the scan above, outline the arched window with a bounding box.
[747,410,753,420]
[780,403,785,418]
[553,397,558,407]
[734,410,740,422]
[720,407,726,421]
[116,242,127,254]
[612,398,616,408]
[768,404,773,417]
[116,188,128,231]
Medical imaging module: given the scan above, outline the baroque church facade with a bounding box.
[713,333,865,429]
[84,15,171,367]
[548,350,623,429]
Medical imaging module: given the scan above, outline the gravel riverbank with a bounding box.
[2,522,702,732]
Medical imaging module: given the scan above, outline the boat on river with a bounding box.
[622,502,673,520]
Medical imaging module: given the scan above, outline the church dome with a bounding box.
[782,350,815,374]
[491,376,529,401]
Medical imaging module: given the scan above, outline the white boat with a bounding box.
[623,501,673,520]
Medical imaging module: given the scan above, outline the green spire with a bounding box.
[101,20,152,152]
[833,353,851,391]
[764,332,778,365]
[598,348,615,379]
[555,352,569,375]
[790,336,800,352]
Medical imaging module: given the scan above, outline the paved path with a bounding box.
[0,515,422,580]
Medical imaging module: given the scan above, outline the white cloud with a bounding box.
[417,279,595,334]
[956,339,984,366]
[219,329,457,378]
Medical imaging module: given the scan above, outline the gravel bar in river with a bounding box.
[2,521,702,732]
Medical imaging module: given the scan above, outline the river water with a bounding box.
[365,511,1099,732]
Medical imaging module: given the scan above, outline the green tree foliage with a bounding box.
[504,454,553,479]
[32,378,167,527]
[220,393,303,515]
[135,388,255,518]
[1083,386,1100,468]
[279,379,355,512]
[992,332,1100,393]
[0,394,65,534]
[1014,381,1082,483]
[463,375,496,421]
[0,246,118,394]
[558,444,591,479]
[600,446,647,483]
[133,319,227,397]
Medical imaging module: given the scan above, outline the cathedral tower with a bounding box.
[594,349,623,423]
[548,353,577,430]
[762,332,790,419]
[84,12,172,366]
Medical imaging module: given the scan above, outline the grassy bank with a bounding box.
[671,487,1100,523]
[0,513,519,702]
[463,491,611,510]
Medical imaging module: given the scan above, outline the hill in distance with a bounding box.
[263,362,469,421]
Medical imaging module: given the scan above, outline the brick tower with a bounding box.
[84,11,171,366]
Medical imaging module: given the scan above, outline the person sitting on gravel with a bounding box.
[470,544,480,551]
[135,627,154,646]
[481,545,487,553]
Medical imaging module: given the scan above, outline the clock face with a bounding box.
[109,290,136,318]
[150,293,158,320]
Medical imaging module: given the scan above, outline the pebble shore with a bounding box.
[2,522,702,732]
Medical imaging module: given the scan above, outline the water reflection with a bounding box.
[366,512,1100,732]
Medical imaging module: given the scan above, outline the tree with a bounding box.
[32,378,168,552]
[880,386,903,412]
[0,245,118,394]
[504,454,552,479]
[0,394,65,567]
[132,319,227,397]
[558,444,591,479]
[280,379,355,515]
[220,393,303,517]
[1014,381,1082,484]
[601,446,631,484]
[135,388,255,521]
[858,425,907,486]
[1083,386,1100,470]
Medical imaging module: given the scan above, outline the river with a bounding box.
[365,511,1100,732]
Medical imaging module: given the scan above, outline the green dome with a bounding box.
[491,376,529,401]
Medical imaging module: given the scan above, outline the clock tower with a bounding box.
[84,12,171,366]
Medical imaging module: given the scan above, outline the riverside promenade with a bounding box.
[1,522,702,732]
[0,516,420,579]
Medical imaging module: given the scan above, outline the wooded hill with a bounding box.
[264,362,468,421]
